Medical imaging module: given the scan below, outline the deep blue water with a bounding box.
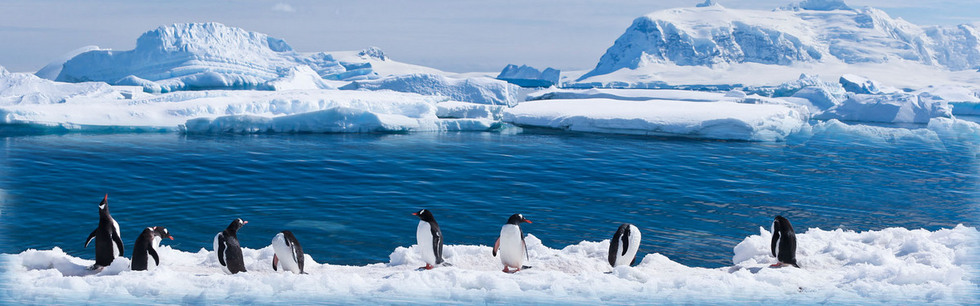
[0,131,977,268]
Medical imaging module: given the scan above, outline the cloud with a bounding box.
[272,3,295,13]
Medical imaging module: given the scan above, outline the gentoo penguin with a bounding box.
[271,230,306,274]
[492,213,532,273]
[131,226,174,271]
[608,223,641,267]
[770,215,800,268]
[83,194,124,269]
[213,218,248,274]
[413,209,445,270]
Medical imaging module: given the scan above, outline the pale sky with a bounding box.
[1,0,977,73]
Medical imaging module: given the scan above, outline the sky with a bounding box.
[1,0,978,74]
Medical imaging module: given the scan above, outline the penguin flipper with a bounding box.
[217,237,227,267]
[272,254,279,271]
[432,227,444,264]
[770,231,779,258]
[148,246,160,266]
[112,231,125,257]
[84,229,97,248]
[492,237,500,257]
[621,228,630,257]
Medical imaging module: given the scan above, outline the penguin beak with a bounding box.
[412,213,418,216]
[168,235,175,240]
[243,221,248,224]
[524,219,532,224]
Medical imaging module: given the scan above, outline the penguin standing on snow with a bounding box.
[770,215,800,268]
[213,218,248,274]
[131,226,174,271]
[493,213,532,273]
[413,209,445,270]
[608,223,641,267]
[271,230,306,274]
[84,194,124,269]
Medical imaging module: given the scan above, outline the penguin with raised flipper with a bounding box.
[493,213,532,273]
[413,209,446,270]
[213,218,248,274]
[770,215,800,268]
[271,230,306,274]
[84,194,124,269]
[608,223,641,267]
[131,226,174,271]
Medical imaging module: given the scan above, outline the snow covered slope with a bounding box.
[2,226,976,304]
[1,65,127,105]
[575,1,980,89]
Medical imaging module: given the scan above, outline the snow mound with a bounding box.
[52,23,387,93]
[815,92,952,123]
[2,226,976,304]
[496,64,560,87]
[1,65,125,105]
[266,66,334,91]
[839,74,883,94]
[34,45,103,80]
[341,73,520,106]
[502,99,808,141]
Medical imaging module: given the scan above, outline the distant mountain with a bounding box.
[579,0,980,80]
[51,23,385,92]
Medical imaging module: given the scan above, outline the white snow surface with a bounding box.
[502,99,808,141]
[341,73,521,106]
[815,92,952,124]
[2,226,976,304]
[1,65,126,105]
[34,45,103,80]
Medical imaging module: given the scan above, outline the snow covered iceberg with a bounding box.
[341,73,521,106]
[496,64,560,87]
[52,23,382,93]
[1,65,130,105]
[502,99,808,141]
[2,226,976,304]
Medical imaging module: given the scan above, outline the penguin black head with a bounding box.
[773,215,793,233]
[226,218,248,233]
[413,209,436,222]
[153,226,174,240]
[506,213,532,225]
[98,194,109,211]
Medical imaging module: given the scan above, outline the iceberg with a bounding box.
[1,65,127,105]
[2,226,975,303]
[341,73,520,106]
[815,92,952,123]
[496,64,560,87]
[502,99,808,141]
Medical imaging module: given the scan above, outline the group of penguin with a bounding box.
[85,195,801,275]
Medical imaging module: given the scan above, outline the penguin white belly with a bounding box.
[498,225,525,268]
[213,233,231,274]
[614,225,641,266]
[416,221,437,266]
[272,233,301,274]
[152,236,162,250]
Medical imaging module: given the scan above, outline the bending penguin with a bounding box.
[271,230,306,274]
[770,215,800,268]
[84,194,124,269]
[213,218,248,274]
[493,213,532,273]
[413,209,446,270]
[608,223,641,267]
[131,226,174,271]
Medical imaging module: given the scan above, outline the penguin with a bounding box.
[213,218,248,274]
[770,215,800,268]
[271,230,306,274]
[492,213,532,273]
[83,194,124,269]
[413,209,445,270]
[608,223,641,267]
[131,226,174,271]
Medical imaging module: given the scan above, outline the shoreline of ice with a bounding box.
[2,225,977,304]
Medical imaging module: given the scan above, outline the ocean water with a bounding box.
[0,131,977,268]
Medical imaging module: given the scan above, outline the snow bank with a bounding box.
[1,65,125,105]
[2,226,976,304]
[502,99,808,141]
[341,73,520,106]
[496,64,560,87]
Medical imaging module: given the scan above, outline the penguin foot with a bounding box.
[421,264,434,270]
[502,267,519,273]
[87,265,104,271]
[769,262,783,268]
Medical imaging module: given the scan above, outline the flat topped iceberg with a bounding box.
[2,226,975,303]
[503,99,808,141]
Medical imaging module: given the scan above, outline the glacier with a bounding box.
[1,226,976,304]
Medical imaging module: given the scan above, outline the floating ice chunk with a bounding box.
[502,99,808,141]
[496,64,560,87]
[816,92,952,123]
[839,74,882,94]
[807,119,943,144]
[436,101,503,120]
[341,73,520,106]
